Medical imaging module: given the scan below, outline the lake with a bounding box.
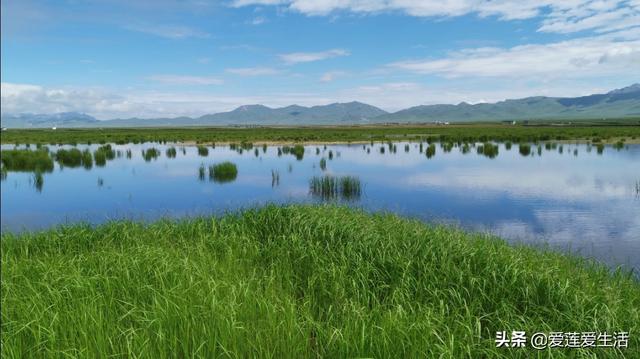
[2,141,639,271]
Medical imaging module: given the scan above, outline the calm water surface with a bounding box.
[2,142,639,271]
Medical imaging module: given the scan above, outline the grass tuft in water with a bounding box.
[425,143,436,158]
[209,161,238,183]
[94,145,115,167]
[518,143,531,157]
[198,164,205,181]
[166,147,177,158]
[142,148,160,162]
[319,158,327,171]
[310,175,361,200]
[197,146,209,157]
[0,149,54,173]
[32,170,44,192]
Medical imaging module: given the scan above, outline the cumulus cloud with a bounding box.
[279,49,349,64]
[388,31,640,79]
[232,0,640,34]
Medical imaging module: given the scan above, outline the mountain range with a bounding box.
[2,84,639,128]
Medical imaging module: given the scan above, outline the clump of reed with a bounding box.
[477,142,499,159]
[0,149,54,173]
[55,148,94,169]
[425,144,436,159]
[281,145,305,160]
[328,150,334,160]
[309,175,361,200]
[597,143,605,154]
[33,170,44,192]
[55,148,83,167]
[142,148,160,162]
[504,141,512,150]
[94,145,115,167]
[613,140,625,150]
[197,146,209,157]
[518,143,531,156]
[198,164,206,181]
[1,165,7,180]
[209,161,238,183]
[319,158,327,171]
[254,148,260,157]
[461,143,470,154]
[271,170,280,187]
[166,147,177,158]
[126,149,132,159]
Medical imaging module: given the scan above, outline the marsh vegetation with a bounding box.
[309,175,362,200]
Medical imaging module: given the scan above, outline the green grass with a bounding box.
[166,147,177,158]
[3,124,639,146]
[425,143,436,158]
[280,145,305,160]
[309,176,361,200]
[477,142,499,159]
[32,171,44,192]
[1,205,638,358]
[0,149,54,173]
[197,145,209,157]
[94,145,115,167]
[319,158,327,171]
[142,148,160,162]
[519,144,532,157]
[54,148,93,169]
[210,161,238,183]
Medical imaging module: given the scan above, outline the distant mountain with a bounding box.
[195,101,388,125]
[1,112,99,128]
[376,84,640,122]
[2,85,639,128]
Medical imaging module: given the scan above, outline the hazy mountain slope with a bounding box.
[1,112,99,128]
[376,84,640,122]
[2,85,638,128]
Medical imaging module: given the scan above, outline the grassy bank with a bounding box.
[2,124,639,145]
[2,205,638,358]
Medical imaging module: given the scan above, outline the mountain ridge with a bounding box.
[2,85,639,128]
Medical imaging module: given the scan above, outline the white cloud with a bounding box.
[146,75,224,85]
[320,70,347,82]
[388,32,640,79]
[226,67,280,76]
[233,0,640,34]
[279,49,349,64]
[125,24,210,39]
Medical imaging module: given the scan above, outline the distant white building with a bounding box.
[52,126,57,130]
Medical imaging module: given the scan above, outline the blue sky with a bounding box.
[1,0,639,119]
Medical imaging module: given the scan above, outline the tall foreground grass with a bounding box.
[2,205,639,358]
